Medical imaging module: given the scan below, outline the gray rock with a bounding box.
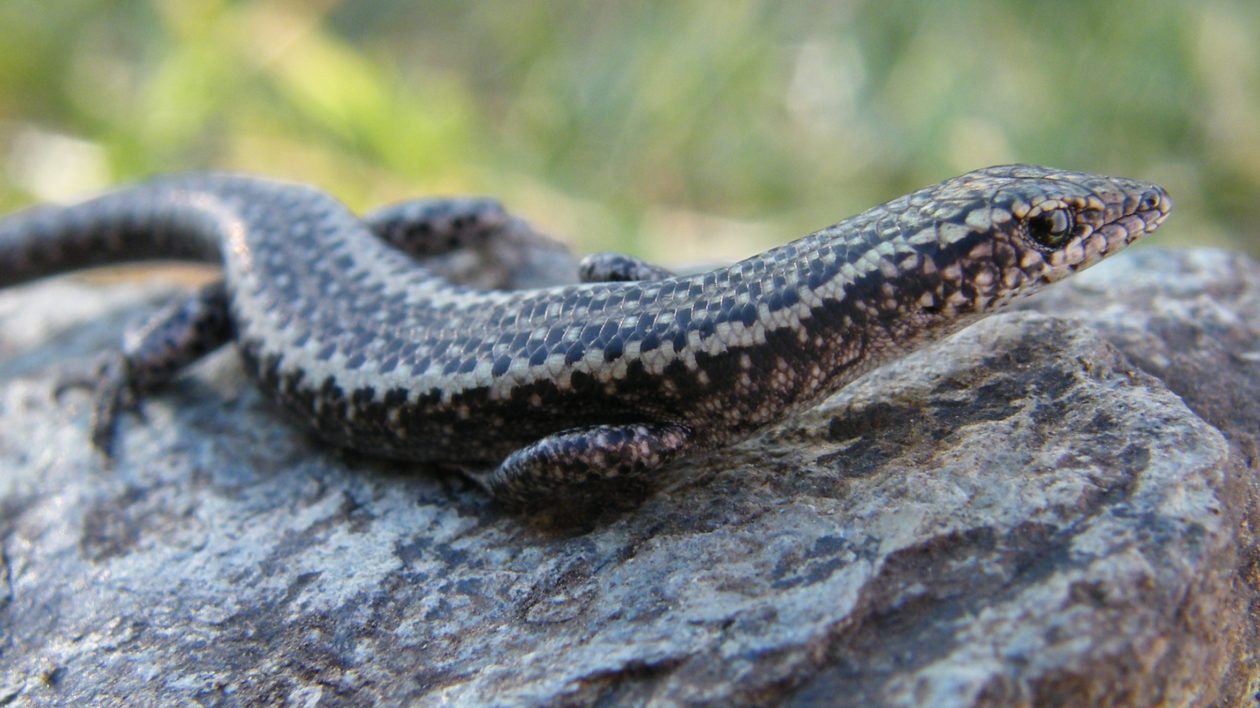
[0,248,1256,705]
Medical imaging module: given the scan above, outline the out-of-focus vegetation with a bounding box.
[1,0,1257,260]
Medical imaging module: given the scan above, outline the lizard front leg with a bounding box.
[471,423,694,506]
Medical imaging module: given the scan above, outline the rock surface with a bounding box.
[0,248,1257,705]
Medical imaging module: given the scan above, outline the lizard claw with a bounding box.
[54,351,140,459]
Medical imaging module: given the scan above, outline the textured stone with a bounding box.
[0,248,1256,705]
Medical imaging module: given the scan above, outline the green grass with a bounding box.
[2,0,1257,258]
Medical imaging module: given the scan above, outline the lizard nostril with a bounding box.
[1139,189,1163,212]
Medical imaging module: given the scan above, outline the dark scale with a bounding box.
[0,166,1170,507]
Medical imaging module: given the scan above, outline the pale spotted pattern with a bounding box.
[0,165,1171,504]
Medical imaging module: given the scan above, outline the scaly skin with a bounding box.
[0,165,1171,504]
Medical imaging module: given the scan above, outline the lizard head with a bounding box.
[903,164,1171,317]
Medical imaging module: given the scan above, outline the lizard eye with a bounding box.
[1026,209,1073,248]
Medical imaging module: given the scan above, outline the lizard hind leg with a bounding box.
[363,197,580,290]
[474,423,694,508]
[58,281,233,456]
[578,252,676,283]
[362,197,513,258]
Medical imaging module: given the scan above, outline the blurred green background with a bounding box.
[1,0,1257,261]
